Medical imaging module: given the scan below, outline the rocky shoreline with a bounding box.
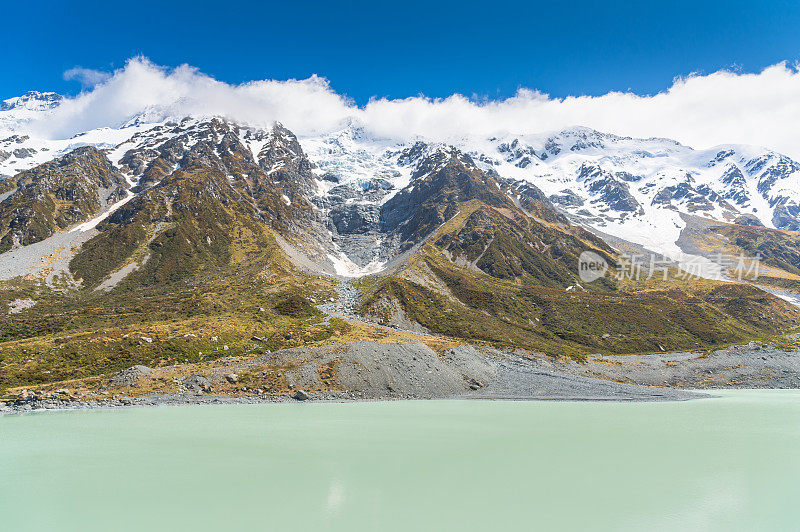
[0,342,710,416]
[527,341,800,389]
[4,339,799,416]
[0,385,704,417]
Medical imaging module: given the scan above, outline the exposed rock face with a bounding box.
[330,202,380,234]
[118,119,310,217]
[118,119,301,221]
[66,119,346,288]
[0,118,796,317]
[497,138,540,167]
[303,141,563,270]
[256,123,319,201]
[720,164,749,206]
[381,147,521,250]
[772,203,800,231]
[749,154,800,194]
[550,189,585,207]
[577,164,641,214]
[0,147,128,252]
[652,180,736,217]
[0,119,611,292]
[12,148,36,159]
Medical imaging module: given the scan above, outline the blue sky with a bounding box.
[3,0,799,104]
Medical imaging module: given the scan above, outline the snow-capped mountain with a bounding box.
[5,89,800,373]
[461,128,800,261]
[3,90,800,281]
[0,91,63,143]
[301,125,800,269]
[0,91,63,113]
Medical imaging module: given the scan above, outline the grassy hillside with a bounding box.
[0,261,347,392]
[359,203,800,358]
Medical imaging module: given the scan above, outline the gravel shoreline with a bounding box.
[0,388,707,417]
[1,344,709,416]
[520,341,800,389]
[7,338,797,417]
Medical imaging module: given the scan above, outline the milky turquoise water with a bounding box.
[2,390,799,531]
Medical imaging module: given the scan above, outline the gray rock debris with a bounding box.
[110,365,154,387]
[183,374,213,394]
[335,341,486,398]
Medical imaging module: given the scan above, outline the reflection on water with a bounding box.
[326,479,346,515]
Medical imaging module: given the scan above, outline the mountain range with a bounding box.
[2,90,800,393]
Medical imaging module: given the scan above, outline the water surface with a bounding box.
[2,390,799,531]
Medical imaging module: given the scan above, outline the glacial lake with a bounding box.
[2,390,799,531]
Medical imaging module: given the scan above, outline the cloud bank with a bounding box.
[18,57,800,157]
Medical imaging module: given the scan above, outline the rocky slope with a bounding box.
[0,147,128,252]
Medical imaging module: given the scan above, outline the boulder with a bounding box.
[183,375,213,394]
[292,389,310,401]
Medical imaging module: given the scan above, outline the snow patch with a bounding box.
[69,191,135,233]
[327,253,386,278]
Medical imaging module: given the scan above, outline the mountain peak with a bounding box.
[1,91,64,112]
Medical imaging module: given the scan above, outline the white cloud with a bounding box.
[359,64,800,158]
[38,58,352,139]
[17,57,800,158]
[63,67,112,88]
